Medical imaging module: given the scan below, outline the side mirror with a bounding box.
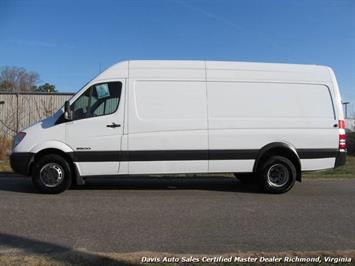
[64,100,73,120]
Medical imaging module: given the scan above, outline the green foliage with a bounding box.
[33,82,57,92]
[347,132,355,155]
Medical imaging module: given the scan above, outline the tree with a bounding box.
[0,66,39,92]
[0,66,58,137]
[33,83,57,92]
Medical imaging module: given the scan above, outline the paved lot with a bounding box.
[0,175,354,255]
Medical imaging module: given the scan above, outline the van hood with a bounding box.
[22,108,64,133]
[13,108,66,153]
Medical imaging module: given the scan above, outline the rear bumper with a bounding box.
[9,152,34,176]
[334,151,346,168]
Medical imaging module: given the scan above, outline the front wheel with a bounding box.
[32,154,72,194]
[258,156,296,194]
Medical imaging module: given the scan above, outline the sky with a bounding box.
[0,0,354,114]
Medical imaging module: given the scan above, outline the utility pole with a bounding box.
[16,93,19,133]
[342,101,350,119]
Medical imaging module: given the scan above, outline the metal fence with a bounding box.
[0,92,74,138]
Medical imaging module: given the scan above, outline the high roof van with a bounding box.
[10,60,346,194]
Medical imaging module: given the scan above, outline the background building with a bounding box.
[0,92,74,138]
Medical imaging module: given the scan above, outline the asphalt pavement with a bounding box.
[0,175,354,255]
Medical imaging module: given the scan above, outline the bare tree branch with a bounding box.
[0,66,39,92]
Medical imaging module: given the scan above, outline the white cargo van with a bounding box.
[10,60,346,194]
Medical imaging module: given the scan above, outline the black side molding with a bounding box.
[298,149,338,159]
[71,148,339,163]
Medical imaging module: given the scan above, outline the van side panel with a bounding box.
[127,80,208,174]
[207,81,338,172]
[327,67,345,121]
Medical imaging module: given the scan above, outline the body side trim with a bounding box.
[71,148,337,162]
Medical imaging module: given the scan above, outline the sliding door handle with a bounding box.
[106,122,121,128]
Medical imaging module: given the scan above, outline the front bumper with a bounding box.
[334,151,346,168]
[9,152,34,176]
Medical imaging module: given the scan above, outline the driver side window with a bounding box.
[71,82,122,120]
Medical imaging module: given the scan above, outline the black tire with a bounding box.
[32,154,72,194]
[234,173,257,184]
[258,156,296,194]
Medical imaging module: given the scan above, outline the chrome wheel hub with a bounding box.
[39,163,64,188]
[267,164,289,188]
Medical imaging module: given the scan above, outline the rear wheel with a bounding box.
[32,154,72,194]
[258,156,296,194]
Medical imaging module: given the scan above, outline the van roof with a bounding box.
[96,60,332,82]
[127,60,329,71]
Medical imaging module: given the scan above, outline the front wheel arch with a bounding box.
[30,148,80,185]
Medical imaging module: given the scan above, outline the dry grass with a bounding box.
[0,136,12,161]
[0,136,12,172]
[0,160,11,172]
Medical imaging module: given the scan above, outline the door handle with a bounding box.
[106,122,121,128]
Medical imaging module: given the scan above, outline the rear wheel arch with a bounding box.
[253,142,301,182]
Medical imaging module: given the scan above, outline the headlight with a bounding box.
[14,132,26,147]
